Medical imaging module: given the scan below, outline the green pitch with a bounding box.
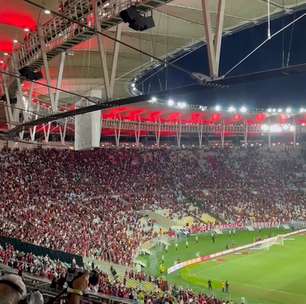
[138,229,306,304]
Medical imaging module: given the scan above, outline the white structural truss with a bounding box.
[201,0,226,78]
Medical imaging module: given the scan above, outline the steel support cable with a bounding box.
[1,102,44,117]
[286,12,296,67]
[222,12,306,77]
[139,42,204,87]
[23,0,199,83]
[0,70,100,104]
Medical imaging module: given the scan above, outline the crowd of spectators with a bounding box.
[1,146,306,267]
[0,244,226,304]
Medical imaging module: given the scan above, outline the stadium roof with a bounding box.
[1,0,306,136]
[1,1,306,99]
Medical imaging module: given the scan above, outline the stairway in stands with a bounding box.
[15,0,173,71]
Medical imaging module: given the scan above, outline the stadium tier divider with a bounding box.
[0,236,83,266]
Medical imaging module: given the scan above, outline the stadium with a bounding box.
[1,1,306,304]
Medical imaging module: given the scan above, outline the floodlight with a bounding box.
[240,106,247,113]
[215,105,222,112]
[167,99,175,106]
[285,107,292,114]
[228,106,236,113]
[150,96,157,103]
[177,102,187,109]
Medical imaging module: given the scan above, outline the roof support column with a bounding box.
[155,121,161,147]
[54,52,66,111]
[198,124,204,148]
[11,54,26,132]
[201,0,226,78]
[59,118,68,145]
[268,133,272,148]
[30,103,40,142]
[43,122,51,143]
[293,123,297,147]
[2,75,13,128]
[114,117,122,147]
[135,120,141,147]
[176,121,182,148]
[26,82,34,122]
[221,121,225,148]
[244,121,248,146]
[38,28,56,112]
[92,0,111,100]
[110,24,123,98]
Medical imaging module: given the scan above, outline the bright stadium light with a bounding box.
[215,105,222,112]
[300,108,305,113]
[277,108,283,113]
[240,106,247,113]
[285,107,292,114]
[228,106,236,113]
[177,101,187,109]
[167,99,175,106]
[267,108,272,113]
[272,108,277,113]
[149,96,157,103]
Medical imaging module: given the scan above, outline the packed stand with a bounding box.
[0,244,225,304]
[0,147,306,267]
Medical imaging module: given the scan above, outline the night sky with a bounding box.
[138,9,306,109]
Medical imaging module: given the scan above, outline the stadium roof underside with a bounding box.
[1,0,306,141]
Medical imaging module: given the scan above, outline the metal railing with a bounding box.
[12,0,173,71]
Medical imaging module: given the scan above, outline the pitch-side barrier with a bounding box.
[167,228,306,274]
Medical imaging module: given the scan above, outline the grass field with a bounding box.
[138,228,306,304]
